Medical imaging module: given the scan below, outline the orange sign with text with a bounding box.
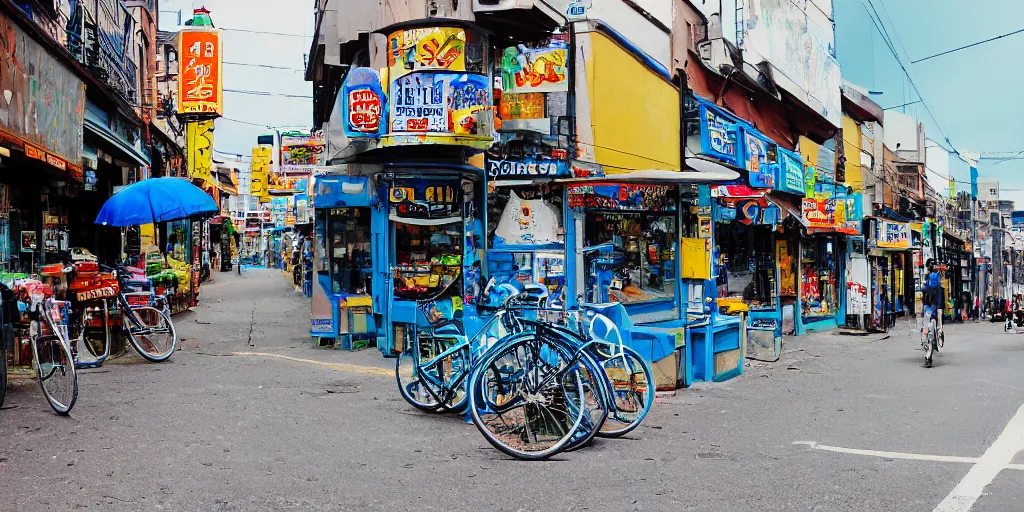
[178,29,223,116]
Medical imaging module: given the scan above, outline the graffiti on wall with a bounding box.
[501,42,568,94]
[0,12,85,168]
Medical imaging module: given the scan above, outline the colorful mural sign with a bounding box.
[387,27,467,79]
[499,92,546,120]
[567,183,675,211]
[876,220,911,249]
[802,197,835,228]
[186,121,214,184]
[0,12,85,173]
[501,42,569,94]
[699,102,740,165]
[177,28,223,116]
[487,157,568,178]
[341,68,387,138]
[743,129,776,189]
[390,72,489,135]
[280,131,325,172]
[776,149,805,196]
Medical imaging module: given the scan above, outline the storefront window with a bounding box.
[322,208,371,295]
[393,221,463,300]
[583,212,677,304]
[802,237,838,319]
[486,184,565,306]
[715,223,776,308]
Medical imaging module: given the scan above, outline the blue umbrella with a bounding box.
[95,177,219,226]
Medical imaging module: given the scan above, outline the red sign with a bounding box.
[178,29,223,116]
[347,89,383,133]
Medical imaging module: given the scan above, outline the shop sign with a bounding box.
[776,149,805,196]
[341,67,387,138]
[280,131,326,171]
[390,72,490,136]
[742,130,776,189]
[802,197,836,227]
[250,146,272,198]
[486,157,568,178]
[699,102,741,166]
[876,220,911,249]
[567,183,675,211]
[500,42,569,94]
[0,12,85,172]
[387,27,467,77]
[177,28,223,116]
[187,121,214,185]
[389,179,461,219]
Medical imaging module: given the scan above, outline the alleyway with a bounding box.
[2,269,1024,511]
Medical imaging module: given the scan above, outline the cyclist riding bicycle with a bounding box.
[922,260,944,346]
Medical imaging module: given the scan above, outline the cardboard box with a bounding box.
[651,351,679,391]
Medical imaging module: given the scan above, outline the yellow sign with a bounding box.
[186,121,214,184]
[250,146,272,198]
[680,237,711,280]
[387,27,466,79]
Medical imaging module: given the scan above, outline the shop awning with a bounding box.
[767,194,810,228]
[556,150,741,185]
[84,118,150,168]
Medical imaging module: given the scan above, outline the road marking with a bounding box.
[934,404,1024,512]
[793,441,1024,472]
[231,352,392,377]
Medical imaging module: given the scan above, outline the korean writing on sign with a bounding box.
[876,220,910,249]
[392,73,447,132]
[177,29,222,116]
[347,88,383,133]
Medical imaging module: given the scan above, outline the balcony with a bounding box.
[63,1,139,107]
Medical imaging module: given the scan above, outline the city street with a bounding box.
[2,269,1023,511]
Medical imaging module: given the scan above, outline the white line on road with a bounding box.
[793,441,1024,472]
[933,404,1024,512]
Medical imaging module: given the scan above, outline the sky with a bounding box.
[834,0,1024,207]
[157,0,315,161]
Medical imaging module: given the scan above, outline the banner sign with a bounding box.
[500,42,569,94]
[250,146,272,198]
[178,28,223,116]
[743,129,777,189]
[486,157,568,178]
[699,102,741,166]
[776,148,805,196]
[390,72,489,136]
[876,220,911,249]
[567,183,675,211]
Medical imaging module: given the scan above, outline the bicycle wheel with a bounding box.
[597,345,654,438]
[924,318,936,368]
[395,347,442,412]
[469,332,586,460]
[33,334,78,415]
[126,306,176,362]
[561,348,609,452]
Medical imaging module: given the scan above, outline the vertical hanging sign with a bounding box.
[250,146,272,199]
[178,28,223,116]
[186,121,214,184]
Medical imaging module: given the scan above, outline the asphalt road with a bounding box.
[2,268,1023,511]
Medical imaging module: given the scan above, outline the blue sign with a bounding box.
[699,102,741,166]
[776,149,805,196]
[341,67,387,138]
[742,128,776,189]
[487,157,569,178]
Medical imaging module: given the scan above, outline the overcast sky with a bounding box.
[835,0,1024,207]
[158,0,315,160]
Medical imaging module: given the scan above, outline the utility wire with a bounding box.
[217,27,309,38]
[224,88,313,99]
[912,27,1024,64]
[224,61,304,71]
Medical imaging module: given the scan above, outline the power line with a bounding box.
[224,61,304,72]
[861,0,959,155]
[911,27,1024,64]
[224,88,313,99]
[218,117,310,129]
[218,27,309,38]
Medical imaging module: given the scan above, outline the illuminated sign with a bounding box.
[178,29,223,116]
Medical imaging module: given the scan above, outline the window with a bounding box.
[991,188,998,196]
[715,223,776,308]
[583,211,677,305]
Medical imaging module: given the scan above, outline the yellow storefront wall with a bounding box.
[582,31,680,173]
[842,115,863,191]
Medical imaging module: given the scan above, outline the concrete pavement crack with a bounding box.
[246,300,258,348]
